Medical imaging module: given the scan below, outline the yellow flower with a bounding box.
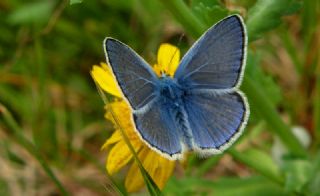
[91,62,122,97]
[91,43,180,192]
[153,43,180,77]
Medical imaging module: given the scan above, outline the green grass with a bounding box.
[0,0,320,195]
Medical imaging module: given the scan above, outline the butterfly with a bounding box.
[103,15,249,160]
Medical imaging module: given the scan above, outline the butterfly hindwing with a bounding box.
[183,91,249,154]
[174,15,247,90]
[104,38,159,111]
[133,98,182,159]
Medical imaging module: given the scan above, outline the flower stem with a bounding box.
[158,0,306,156]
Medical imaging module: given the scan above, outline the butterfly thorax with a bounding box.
[159,76,184,104]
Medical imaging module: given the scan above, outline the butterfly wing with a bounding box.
[184,91,249,154]
[104,38,159,111]
[174,15,247,90]
[175,15,249,153]
[104,38,182,159]
[132,98,183,159]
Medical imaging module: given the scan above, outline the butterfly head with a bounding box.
[160,70,171,78]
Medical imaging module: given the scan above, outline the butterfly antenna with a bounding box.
[167,33,184,76]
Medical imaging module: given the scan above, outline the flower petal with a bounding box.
[153,63,162,77]
[106,140,142,175]
[91,63,122,97]
[101,130,122,150]
[152,153,175,189]
[125,161,144,192]
[142,149,175,189]
[104,101,139,140]
[156,43,180,76]
[125,146,175,192]
[125,147,148,192]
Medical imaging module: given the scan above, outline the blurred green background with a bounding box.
[0,0,319,195]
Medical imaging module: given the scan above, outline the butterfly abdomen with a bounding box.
[171,105,193,150]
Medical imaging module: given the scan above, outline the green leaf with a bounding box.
[283,1,303,15]
[7,1,55,25]
[229,149,283,184]
[70,0,83,5]
[307,151,320,195]
[191,0,229,26]
[309,175,320,196]
[159,0,206,38]
[105,0,133,10]
[281,159,313,193]
[164,176,286,195]
[195,155,222,177]
[246,50,282,107]
[212,176,286,196]
[247,0,302,41]
[242,76,305,156]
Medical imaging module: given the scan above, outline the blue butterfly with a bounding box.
[103,15,249,160]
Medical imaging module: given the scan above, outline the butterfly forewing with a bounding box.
[174,15,246,90]
[104,38,159,111]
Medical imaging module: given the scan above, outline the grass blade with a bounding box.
[0,104,69,196]
[228,148,284,184]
